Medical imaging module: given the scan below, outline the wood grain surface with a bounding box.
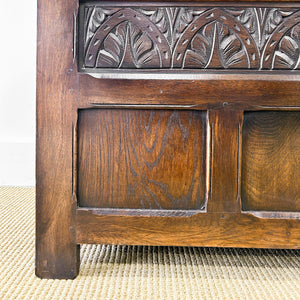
[242,111,300,212]
[76,209,300,249]
[208,110,243,213]
[78,75,300,109]
[36,0,79,279]
[78,109,208,210]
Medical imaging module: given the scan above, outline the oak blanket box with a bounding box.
[36,0,300,278]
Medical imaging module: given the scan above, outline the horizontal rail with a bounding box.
[76,208,300,248]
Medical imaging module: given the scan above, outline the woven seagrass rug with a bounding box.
[0,187,299,299]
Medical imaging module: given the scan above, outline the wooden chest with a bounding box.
[36,0,300,279]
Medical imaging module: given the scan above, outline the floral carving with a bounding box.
[79,5,300,71]
[273,24,300,69]
[183,23,248,69]
[96,22,160,68]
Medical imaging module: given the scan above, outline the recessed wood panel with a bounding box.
[242,111,300,212]
[77,109,207,210]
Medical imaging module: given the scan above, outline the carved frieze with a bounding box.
[79,5,300,70]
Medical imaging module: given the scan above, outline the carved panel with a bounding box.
[78,5,300,71]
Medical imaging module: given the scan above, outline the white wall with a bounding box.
[0,1,36,186]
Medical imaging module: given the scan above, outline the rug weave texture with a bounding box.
[0,187,299,300]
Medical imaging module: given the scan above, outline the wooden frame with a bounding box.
[36,0,300,279]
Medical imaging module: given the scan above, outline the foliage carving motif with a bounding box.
[80,6,300,70]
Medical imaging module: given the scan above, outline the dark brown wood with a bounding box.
[76,209,300,248]
[37,0,300,279]
[78,0,300,2]
[77,109,208,209]
[242,111,300,212]
[36,0,80,279]
[208,110,243,212]
[78,75,300,108]
[79,4,300,75]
